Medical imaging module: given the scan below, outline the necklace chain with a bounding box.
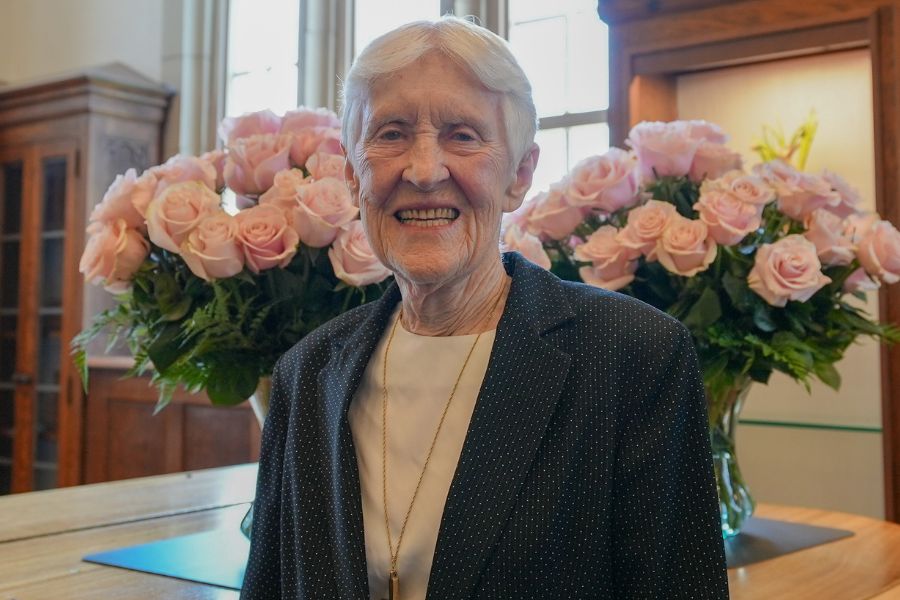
[380,282,506,585]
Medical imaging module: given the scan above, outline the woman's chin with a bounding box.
[388,254,468,287]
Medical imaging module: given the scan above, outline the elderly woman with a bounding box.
[241,17,728,600]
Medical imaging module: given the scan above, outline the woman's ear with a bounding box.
[342,148,361,208]
[504,143,540,212]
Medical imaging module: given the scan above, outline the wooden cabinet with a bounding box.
[83,366,260,484]
[0,64,170,492]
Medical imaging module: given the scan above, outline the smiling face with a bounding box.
[345,52,537,287]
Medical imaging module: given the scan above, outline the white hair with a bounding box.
[340,16,538,167]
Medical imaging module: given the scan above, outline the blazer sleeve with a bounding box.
[611,324,730,599]
[240,358,289,599]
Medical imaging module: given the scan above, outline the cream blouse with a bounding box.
[348,308,496,600]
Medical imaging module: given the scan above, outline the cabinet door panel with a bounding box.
[0,157,25,494]
[1,161,22,235]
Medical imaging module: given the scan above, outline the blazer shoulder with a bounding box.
[559,278,686,337]
[276,300,380,375]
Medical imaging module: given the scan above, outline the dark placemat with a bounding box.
[725,516,853,568]
[83,505,250,590]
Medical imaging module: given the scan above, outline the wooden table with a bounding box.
[2,463,900,599]
[0,464,256,599]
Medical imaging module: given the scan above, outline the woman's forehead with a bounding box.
[362,61,503,130]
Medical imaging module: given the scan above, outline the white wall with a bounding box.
[677,49,885,518]
[0,0,164,84]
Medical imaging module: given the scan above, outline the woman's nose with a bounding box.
[402,136,450,190]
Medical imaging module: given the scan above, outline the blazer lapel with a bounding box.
[427,253,574,600]
[317,284,401,599]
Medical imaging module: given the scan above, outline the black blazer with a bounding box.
[241,252,729,599]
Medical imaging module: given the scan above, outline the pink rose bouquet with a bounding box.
[503,119,900,400]
[74,107,393,409]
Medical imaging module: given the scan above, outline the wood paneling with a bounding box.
[84,367,260,484]
[600,0,900,519]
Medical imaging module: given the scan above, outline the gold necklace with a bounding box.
[380,284,506,600]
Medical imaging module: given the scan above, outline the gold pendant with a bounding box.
[388,569,400,600]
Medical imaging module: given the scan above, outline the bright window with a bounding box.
[354,0,441,57]
[225,0,301,118]
[508,0,609,195]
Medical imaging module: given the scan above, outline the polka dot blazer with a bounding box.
[241,252,729,599]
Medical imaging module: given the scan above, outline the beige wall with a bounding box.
[677,49,885,518]
[0,0,164,84]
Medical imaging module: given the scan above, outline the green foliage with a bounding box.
[71,242,390,410]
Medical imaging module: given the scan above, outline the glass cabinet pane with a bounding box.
[0,315,15,381]
[0,242,19,308]
[40,238,64,308]
[2,161,23,235]
[41,158,66,231]
[37,315,61,385]
[0,387,12,494]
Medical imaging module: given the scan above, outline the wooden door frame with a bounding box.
[600,0,900,519]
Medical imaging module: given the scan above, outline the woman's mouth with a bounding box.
[395,207,460,227]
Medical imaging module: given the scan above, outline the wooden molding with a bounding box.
[598,0,746,25]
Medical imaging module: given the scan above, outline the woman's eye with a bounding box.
[379,130,403,141]
[451,131,476,142]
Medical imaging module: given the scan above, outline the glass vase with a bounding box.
[241,376,271,540]
[706,378,755,538]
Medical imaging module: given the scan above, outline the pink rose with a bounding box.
[150,154,219,197]
[687,120,729,144]
[307,151,346,180]
[689,141,743,182]
[693,189,761,246]
[754,160,840,221]
[224,134,293,198]
[328,221,392,286]
[179,212,244,281]
[844,212,881,244]
[574,225,637,290]
[131,170,160,218]
[857,220,900,284]
[843,267,880,293]
[89,168,147,229]
[655,214,717,276]
[803,209,855,266]
[200,149,227,191]
[626,121,703,181]
[704,171,774,207]
[146,181,221,253]
[821,170,863,218]
[292,177,359,247]
[79,218,150,294]
[234,204,299,272]
[565,148,639,213]
[500,222,551,270]
[526,185,585,240]
[748,235,832,306]
[287,127,343,167]
[279,107,341,133]
[259,168,312,214]
[218,109,282,145]
[616,199,677,258]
